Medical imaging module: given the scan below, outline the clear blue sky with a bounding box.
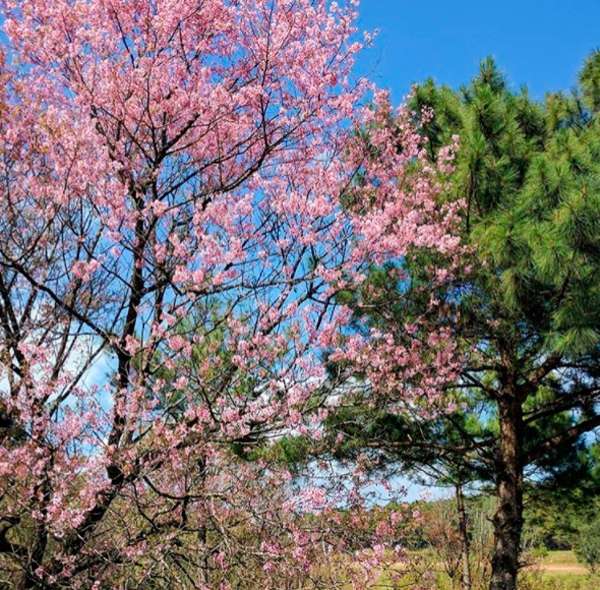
[356,0,600,101]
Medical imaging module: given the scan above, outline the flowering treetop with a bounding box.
[0,1,461,587]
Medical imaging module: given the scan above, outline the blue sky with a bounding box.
[356,0,600,101]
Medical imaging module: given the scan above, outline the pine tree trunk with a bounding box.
[489,396,524,590]
[455,483,473,590]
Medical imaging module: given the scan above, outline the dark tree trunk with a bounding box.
[489,396,524,590]
[455,483,472,590]
[17,475,51,590]
[197,457,210,586]
[17,535,48,590]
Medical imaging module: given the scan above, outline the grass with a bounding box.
[541,550,581,566]
[525,551,598,590]
[372,550,599,590]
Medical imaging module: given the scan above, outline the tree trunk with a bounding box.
[17,476,51,590]
[489,396,524,590]
[455,483,473,590]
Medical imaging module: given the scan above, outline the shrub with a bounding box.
[574,517,600,574]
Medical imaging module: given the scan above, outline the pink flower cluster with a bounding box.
[0,1,463,586]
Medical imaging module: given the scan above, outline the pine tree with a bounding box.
[327,51,600,590]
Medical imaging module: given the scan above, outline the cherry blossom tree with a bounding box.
[0,1,460,588]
